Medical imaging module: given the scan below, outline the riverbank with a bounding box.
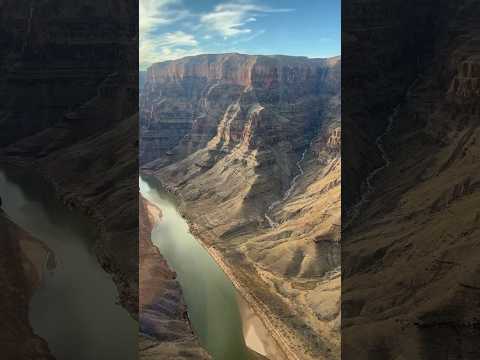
[206,247,299,360]
[0,144,138,319]
[0,210,54,359]
[141,170,296,360]
[139,195,210,359]
[16,221,54,291]
[1,163,138,359]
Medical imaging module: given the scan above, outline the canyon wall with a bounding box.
[342,0,439,208]
[140,53,339,166]
[141,53,341,360]
[343,1,480,358]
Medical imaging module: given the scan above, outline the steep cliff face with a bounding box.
[139,196,210,359]
[140,53,339,166]
[141,53,341,360]
[343,1,480,359]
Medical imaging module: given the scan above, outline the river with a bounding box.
[0,165,137,360]
[140,175,284,360]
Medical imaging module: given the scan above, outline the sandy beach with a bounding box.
[206,246,301,360]
[237,293,288,360]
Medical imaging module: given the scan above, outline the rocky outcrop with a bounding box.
[448,58,480,101]
[139,196,210,359]
[313,126,341,160]
[343,1,480,359]
[0,211,54,360]
[141,53,341,360]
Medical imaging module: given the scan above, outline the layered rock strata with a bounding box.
[141,53,341,360]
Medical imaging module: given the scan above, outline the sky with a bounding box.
[140,0,341,70]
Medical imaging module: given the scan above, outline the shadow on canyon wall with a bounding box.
[343,1,480,359]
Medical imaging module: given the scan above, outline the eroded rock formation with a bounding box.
[141,53,341,360]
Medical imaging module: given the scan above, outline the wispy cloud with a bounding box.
[140,31,201,68]
[139,0,186,36]
[153,31,198,48]
[139,0,294,68]
[232,29,266,44]
[200,2,293,39]
[139,0,201,68]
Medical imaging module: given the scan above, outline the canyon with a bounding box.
[343,0,480,358]
[0,1,141,358]
[141,53,341,360]
[0,165,137,360]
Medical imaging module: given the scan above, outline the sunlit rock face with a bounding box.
[141,53,341,360]
[140,53,340,166]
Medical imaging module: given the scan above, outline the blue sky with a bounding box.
[140,0,341,69]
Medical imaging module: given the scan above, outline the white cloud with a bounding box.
[232,29,265,44]
[139,0,201,68]
[154,31,198,48]
[200,2,293,38]
[139,0,293,68]
[140,31,200,69]
[139,0,184,37]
